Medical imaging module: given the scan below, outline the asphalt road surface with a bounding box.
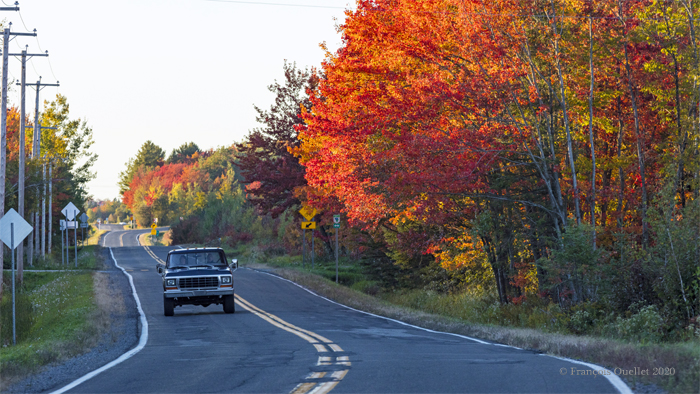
[60,229,624,393]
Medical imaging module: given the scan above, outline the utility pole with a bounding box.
[29,79,59,158]
[45,157,64,254]
[0,12,35,295]
[27,80,58,261]
[11,46,48,280]
[1,26,10,290]
[41,159,45,256]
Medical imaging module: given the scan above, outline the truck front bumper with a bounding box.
[164,288,234,298]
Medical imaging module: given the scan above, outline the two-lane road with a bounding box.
[59,229,626,393]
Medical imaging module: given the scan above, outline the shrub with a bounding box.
[351,280,381,296]
[606,305,665,344]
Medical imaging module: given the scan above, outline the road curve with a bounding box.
[58,229,625,393]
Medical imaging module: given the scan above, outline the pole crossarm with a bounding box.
[26,82,59,90]
[8,30,37,38]
[9,52,48,58]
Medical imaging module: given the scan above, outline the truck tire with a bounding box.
[164,296,174,316]
[223,294,235,314]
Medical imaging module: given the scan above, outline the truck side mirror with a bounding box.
[156,264,163,274]
[230,259,238,270]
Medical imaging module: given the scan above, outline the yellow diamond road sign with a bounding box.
[299,206,318,221]
[301,221,316,230]
[151,223,157,229]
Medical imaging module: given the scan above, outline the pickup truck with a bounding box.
[156,247,237,316]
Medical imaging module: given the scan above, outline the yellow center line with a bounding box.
[119,232,124,247]
[291,383,316,394]
[234,295,350,394]
[236,296,320,344]
[138,243,346,394]
[235,296,334,344]
[143,244,165,264]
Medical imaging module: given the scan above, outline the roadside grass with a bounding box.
[138,230,170,247]
[28,245,109,271]
[85,228,108,246]
[241,260,698,394]
[0,246,113,387]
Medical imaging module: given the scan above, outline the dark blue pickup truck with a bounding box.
[156,247,237,316]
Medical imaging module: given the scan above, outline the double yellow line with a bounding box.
[143,244,165,264]
[235,296,351,394]
[140,244,350,394]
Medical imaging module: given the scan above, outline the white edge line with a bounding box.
[248,268,631,394]
[546,355,633,394]
[50,247,149,394]
[248,268,490,345]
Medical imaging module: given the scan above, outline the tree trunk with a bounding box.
[552,0,581,225]
[588,14,597,249]
[620,1,649,247]
[317,225,335,256]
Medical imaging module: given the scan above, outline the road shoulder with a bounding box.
[4,247,139,394]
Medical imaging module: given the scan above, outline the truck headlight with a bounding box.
[221,276,232,284]
[166,279,176,287]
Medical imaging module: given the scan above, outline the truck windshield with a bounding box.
[168,252,224,268]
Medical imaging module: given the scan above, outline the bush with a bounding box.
[606,305,665,344]
[351,280,381,296]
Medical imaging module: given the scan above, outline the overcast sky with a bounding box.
[2,0,351,200]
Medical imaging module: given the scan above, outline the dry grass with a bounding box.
[93,272,128,344]
[0,250,119,388]
[272,267,700,394]
[139,230,171,247]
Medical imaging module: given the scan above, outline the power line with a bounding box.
[15,10,58,81]
[205,0,699,21]
[206,0,348,9]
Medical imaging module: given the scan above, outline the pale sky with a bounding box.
[2,0,351,200]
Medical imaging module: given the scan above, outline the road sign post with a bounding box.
[11,223,15,344]
[62,203,79,267]
[299,206,320,270]
[311,224,315,269]
[79,213,88,246]
[74,210,78,267]
[333,215,340,283]
[60,220,65,265]
[1,209,34,346]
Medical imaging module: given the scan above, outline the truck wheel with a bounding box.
[223,294,235,314]
[164,296,174,316]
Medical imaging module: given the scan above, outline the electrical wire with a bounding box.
[16,9,59,82]
[206,0,347,9]
[205,0,699,21]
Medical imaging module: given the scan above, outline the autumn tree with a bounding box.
[118,140,166,194]
[236,61,318,218]
[167,142,200,164]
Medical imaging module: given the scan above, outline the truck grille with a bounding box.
[179,277,219,289]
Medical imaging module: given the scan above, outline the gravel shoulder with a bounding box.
[3,247,139,394]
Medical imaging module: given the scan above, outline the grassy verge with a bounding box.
[85,228,108,246]
[28,244,109,271]
[138,229,171,247]
[237,253,698,394]
[0,246,113,387]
